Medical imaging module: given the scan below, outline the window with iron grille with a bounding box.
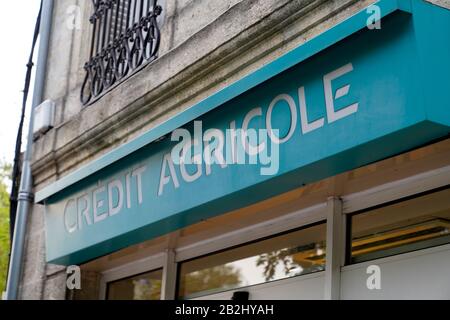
[81,0,162,105]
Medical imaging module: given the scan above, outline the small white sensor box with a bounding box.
[33,100,55,138]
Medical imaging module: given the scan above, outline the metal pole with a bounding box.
[5,0,54,300]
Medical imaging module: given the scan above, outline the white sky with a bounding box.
[0,1,41,165]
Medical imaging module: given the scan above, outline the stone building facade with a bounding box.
[18,0,450,300]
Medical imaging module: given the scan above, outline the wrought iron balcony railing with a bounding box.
[81,0,162,105]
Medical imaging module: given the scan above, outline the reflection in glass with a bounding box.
[178,223,326,299]
[107,269,162,300]
[350,188,450,264]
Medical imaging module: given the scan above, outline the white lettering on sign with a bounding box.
[299,86,324,134]
[108,179,124,216]
[204,129,228,175]
[78,194,92,229]
[64,199,77,233]
[63,165,147,233]
[159,63,358,196]
[158,154,180,196]
[324,63,359,123]
[242,108,266,156]
[267,94,298,144]
[62,63,358,233]
[93,186,107,223]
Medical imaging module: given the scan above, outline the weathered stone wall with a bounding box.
[24,0,450,299]
[427,0,450,10]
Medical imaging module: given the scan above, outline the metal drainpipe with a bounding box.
[6,0,54,300]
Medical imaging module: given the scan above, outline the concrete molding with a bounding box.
[426,0,450,10]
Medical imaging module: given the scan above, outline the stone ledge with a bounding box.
[426,0,450,10]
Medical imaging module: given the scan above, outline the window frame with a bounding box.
[99,203,327,300]
[99,252,165,299]
[175,220,328,300]
[105,267,164,300]
[98,164,450,300]
[344,185,450,266]
[80,0,166,106]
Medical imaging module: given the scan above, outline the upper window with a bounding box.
[80,0,163,105]
[348,188,450,264]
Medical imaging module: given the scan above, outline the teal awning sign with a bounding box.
[39,0,450,265]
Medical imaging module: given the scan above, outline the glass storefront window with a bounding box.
[349,188,450,264]
[177,222,326,299]
[107,269,163,300]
